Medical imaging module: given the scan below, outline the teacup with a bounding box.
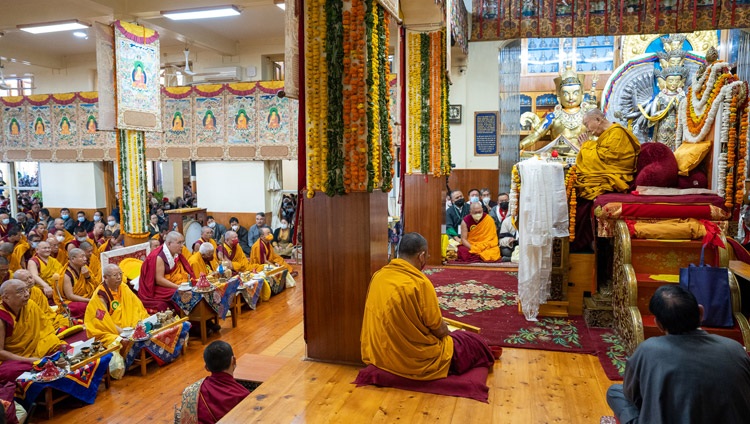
[92,341,102,351]
[121,327,134,338]
[81,347,91,357]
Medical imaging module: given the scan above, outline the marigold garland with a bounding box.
[565,166,578,241]
[305,0,329,198]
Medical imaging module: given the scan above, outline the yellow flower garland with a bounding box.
[565,166,578,241]
[305,0,329,198]
[407,32,421,174]
[369,3,381,187]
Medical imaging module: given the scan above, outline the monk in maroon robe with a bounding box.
[138,231,195,312]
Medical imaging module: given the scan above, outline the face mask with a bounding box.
[77,236,87,242]
[31,242,39,249]
[265,235,274,241]
[469,196,480,204]
[454,199,465,208]
[231,239,239,246]
[208,222,216,228]
[61,214,69,220]
[108,220,116,226]
[93,216,101,222]
[1,219,8,225]
[77,217,85,222]
[56,235,65,242]
[499,201,509,210]
[482,197,491,204]
[280,223,288,230]
[231,225,239,231]
[472,213,483,222]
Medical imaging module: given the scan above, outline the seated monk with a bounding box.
[177,341,250,423]
[98,229,121,254]
[88,222,106,252]
[572,109,640,251]
[54,248,95,319]
[0,279,67,382]
[361,233,494,380]
[250,226,293,274]
[14,269,69,333]
[457,202,501,262]
[0,244,13,278]
[192,226,218,255]
[189,243,221,278]
[32,222,49,241]
[79,241,102,287]
[0,213,10,239]
[53,228,73,265]
[66,226,94,253]
[217,231,251,274]
[6,227,30,276]
[138,231,195,312]
[27,240,61,298]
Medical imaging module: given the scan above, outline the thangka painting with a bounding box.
[194,85,225,145]
[28,104,51,149]
[2,101,25,149]
[78,101,100,147]
[162,87,193,145]
[388,74,399,147]
[113,20,161,131]
[52,103,77,147]
[226,83,257,144]
[257,82,289,144]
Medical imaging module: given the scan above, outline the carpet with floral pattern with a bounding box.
[589,328,628,381]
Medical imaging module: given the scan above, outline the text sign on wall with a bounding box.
[474,111,499,156]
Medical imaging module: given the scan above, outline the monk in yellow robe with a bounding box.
[192,226,218,255]
[189,243,219,278]
[14,269,69,332]
[80,241,102,286]
[54,248,95,319]
[7,228,30,275]
[249,227,293,273]
[0,279,67,382]
[457,202,501,262]
[217,231,251,274]
[53,229,73,265]
[29,241,62,299]
[572,109,640,251]
[85,264,150,347]
[138,231,196,312]
[360,233,494,381]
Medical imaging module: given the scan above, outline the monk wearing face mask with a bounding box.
[249,226,293,274]
[457,202,500,263]
[217,231,251,274]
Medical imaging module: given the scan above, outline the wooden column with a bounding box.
[303,191,388,365]
[403,174,443,266]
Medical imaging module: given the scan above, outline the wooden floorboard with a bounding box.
[41,265,617,423]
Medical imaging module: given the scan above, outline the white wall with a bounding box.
[282,159,298,191]
[160,161,184,200]
[196,161,268,212]
[40,162,106,208]
[449,41,506,169]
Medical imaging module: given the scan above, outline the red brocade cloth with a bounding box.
[593,193,730,237]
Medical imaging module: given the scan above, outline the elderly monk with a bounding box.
[27,241,60,299]
[192,226,218,255]
[217,231,251,274]
[84,264,150,347]
[66,226,94,252]
[6,227,30,275]
[138,231,195,312]
[89,221,106,251]
[250,227,293,273]
[55,248,94,319]
[14,269,69,333]
[80,241,102,286]
[360,233,494,380]
[457,202,501,262]
[189,243,220,278]
[572,109,641,251]
[0,279,67,382]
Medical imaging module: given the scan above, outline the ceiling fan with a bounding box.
[166,48,219,78]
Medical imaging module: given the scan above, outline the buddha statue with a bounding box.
[520,67,597,153]
[641,65,688,150]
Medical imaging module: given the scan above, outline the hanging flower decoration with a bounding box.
[509,165,521,219]
[565,166,578,241]
[304,0,395,197]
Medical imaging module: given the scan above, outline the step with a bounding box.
[583,297,614,328]
[584,296,612,311]
[633,274,680,315]
[641,314,745,346]
[630,239,719,275]
[590,292,612,308]
[518,300,569,318]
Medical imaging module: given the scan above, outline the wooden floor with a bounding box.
[44,266,617,423]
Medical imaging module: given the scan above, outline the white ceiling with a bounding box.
[0,0,286,72]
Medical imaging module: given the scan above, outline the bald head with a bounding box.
[469,202,484,214]
[103,263,121,277]
[199,242,215,255]
[165,231,185,256]
[165,231,183,243]
[13,269,32,287]
[582,109,612,137]
[68,247,85,260]
[0,279,24,296]
[0,243,13,256]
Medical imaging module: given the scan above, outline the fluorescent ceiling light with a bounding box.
[275,0,286,10]
[18,20,90,34]
[162,5,241,20]
[73,31,88,38]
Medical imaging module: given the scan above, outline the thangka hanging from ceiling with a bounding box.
[451,0,469,55]
[0,82,298,162]
[471,0,750,41]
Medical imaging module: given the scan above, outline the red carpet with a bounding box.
[425,267,596,355]
[589,328,627,381]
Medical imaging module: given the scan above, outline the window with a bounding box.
[0,76,33,96]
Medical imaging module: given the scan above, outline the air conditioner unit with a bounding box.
[192,66,244,83]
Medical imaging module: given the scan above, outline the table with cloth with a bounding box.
[236,267,289,311]
[120,317,191,375]
[171,278,240,344]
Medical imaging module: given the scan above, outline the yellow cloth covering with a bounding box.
[30,285,69,331]
[0,301,66,361]
[193,238,217,253]
[630,218,706,240]
[9,238,30,275]
[54,264,95,307]
[466,215,501,262]
[84,283,148,347]
[188,251,218,278]
[650,274,680,283]
[361,258,453,381]
[31,255,62,287]
[249,240,293,273]
[575,123,640,201]
[221,243,251,273]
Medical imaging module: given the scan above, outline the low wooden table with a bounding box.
[127,317,189,376]
[233,354,289,391]
[188,299,219,344]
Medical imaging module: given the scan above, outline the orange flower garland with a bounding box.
[342,0,367,192]
[565,166,578,241]
[304,0,329,198]
[407,32,422,174]
[737,105,749,206]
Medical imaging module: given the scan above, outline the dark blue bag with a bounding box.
[679,245,733,327]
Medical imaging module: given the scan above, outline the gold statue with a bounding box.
[520,66,597,153]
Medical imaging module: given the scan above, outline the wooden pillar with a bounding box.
[303,191,388,365]
[403,174,443,266]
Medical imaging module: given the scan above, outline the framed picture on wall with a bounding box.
[449,105,462,124]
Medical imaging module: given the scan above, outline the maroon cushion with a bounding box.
[634,142,679,188]
[677,169,708,189]
[353,365,490,403]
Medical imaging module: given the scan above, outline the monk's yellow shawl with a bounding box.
[193,238,217,254]
[9,238,30,274]
[575,123,640,200]
[249,240,293,273]
[29,285,69,331]
[166,255,192,285]
[0,301,65,361]
[466,215,501,261]
[221,243,251,273]
[188,251,218,278]
[31,255,62,287]
[54,264,95,307]
[85,283,148,347]
[88,251,102,286]
[361,258,453,380]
